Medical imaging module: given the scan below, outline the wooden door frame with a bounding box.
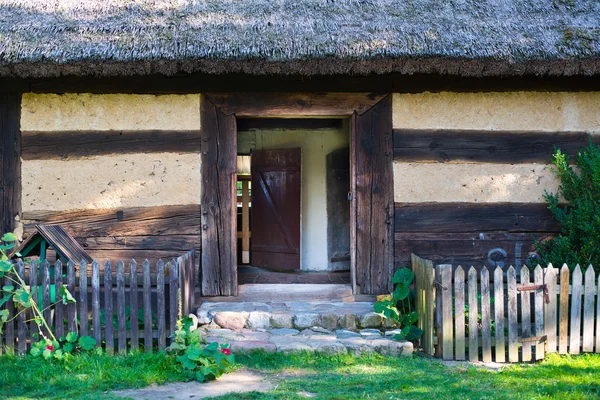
[201,92,391,295]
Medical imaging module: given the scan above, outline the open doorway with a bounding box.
[236,118,351,284]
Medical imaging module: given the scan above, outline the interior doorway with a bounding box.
[235,118,351,284]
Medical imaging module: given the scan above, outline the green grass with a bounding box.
[1,351,600,399]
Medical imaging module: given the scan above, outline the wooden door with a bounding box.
[351,95,394,294]
[251,148,301,270]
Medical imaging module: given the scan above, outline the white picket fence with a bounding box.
[415,258,600,362]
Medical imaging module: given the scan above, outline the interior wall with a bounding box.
[241,123,349,271]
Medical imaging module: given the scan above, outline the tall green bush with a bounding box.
[535,142,600,270]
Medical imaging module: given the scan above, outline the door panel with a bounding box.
[251,148,301,270]
[351,95,394,294]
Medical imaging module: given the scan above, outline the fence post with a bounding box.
[559,264,570,354]
[521,266,532,362]
[130,260,139,352]
[480,267,492,363]
[569,265,583,355]
[91,261,101,346]
[507,266,518,362]
[104,260,114,355]
[544,264,558,354]
[412,254,434,356]
[117,260,127,355]
[494,266,505,362]
[454,266,466,361]
[582,266,595,353]
[534,265,545,360]
[157,260,166,351]
[54,260,64,339]
[79,260,89,337]
[467,266,478,362]
[169,260,179,337]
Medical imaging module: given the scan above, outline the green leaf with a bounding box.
[195,371,206,383]
[0,260,11,272]
[186,347,202,361]
[374,300,400,321]
[30,346,42,357]
[63,343,74,353]
[393,283,409,302]
[205,342,218,352]
[2,285,14,292]
[1,233,17,242]
[392,268,414,285]
[78,335,96,351]
[0,309,9,322]
[59,285,76,305]
[400,311,419,326]
[66,331,78,343]
[0,243,15,251]
[0,294,12,308]
[42,349,53,359]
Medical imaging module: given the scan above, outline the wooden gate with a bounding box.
[415,257,600,362]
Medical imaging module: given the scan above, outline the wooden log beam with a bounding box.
[0,92,21,234]
[393,129,598,164]
[21,130,201,160]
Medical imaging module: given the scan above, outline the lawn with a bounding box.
[1,351,599,399]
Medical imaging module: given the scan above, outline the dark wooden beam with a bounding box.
[393,129,598,163]
[0,92,21,234]
[394,202,560,233]
[205,93,385,117]
[21,130,201,160]
[237,118,344,132]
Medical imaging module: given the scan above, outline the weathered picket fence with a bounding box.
[0,250,197,355]
[413,254,600,362]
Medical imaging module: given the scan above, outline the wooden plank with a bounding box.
[156,260,166,351]
[79,261,88,337]
[91,261,101,345]
[596,272,600,353]
[143,260,152,352]
[395,203,559,233]
[520,266,532,362]
[0,92,21,235]
[116,260,126,355]
[241,180,251,264]
[21,130,201,160]
[569,265,583,355]
[434,265,442,357]
[392,129,595,164]
[129,260,139,352]
[544,264,558,354]
[559,264,570,354]
[507,266,518,362]
[77,235,200,251]
[468,267,479,362]
[480,267,492,363]
[200,97,237,296]
[439,264,453,360]
[454,266,466,361]
[104,260,114,355]
[54,260,64,339]
[424,259,435,356]
[35,225,93,264]
[16,261,27,354]
[66,261,77,333]
[23,205,201,239]
[4,270,15,352]
[394,231,553,269]
[352,95,394,294]
[41,260,51,338]
[494,266,505,363]
[205,92,385,118]
[534,265,545,360]
[169,260,179,336]
[582,266,595,353]
[237,118,344,132]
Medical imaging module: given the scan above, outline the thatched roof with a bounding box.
[1,0,599,78]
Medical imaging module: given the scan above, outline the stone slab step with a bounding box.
[202,284,373,303]
[199,326,413,357]
[196,301,396,331]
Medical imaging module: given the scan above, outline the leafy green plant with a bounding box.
[374,268,423,341]
[30,332,99,361]
[534,142,600,270]
[167,316,235,382]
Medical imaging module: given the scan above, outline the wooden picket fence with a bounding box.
[413,255,600,362]
[0,250,197,355]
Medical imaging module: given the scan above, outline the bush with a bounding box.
[535,141,600,270]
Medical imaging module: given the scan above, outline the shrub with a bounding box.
[535,141,600,270]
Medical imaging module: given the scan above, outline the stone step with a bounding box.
[196,301,395,331]
[199,326,413,356]
[201,284,373,303]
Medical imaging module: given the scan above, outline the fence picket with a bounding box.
[42,260,51,337]
[143,260,152,352]
[569,265,583,355]
[117,260,126,355]
[424,261,435,356]
[169,260,179,336]
[480,267,492,363]
[544,265,558,354]
[129,260,139,352]
[468,267,479,362]
[439,264,453,360]
[494,266,505,362]
[157,260,166,351]
[596,273,600,353]
[104,260,114,355]
[54,260,64,339]
[91,261,101,346]
[507,266,518,362]
[521,266,532,362]
[582,266,595,353]
[67,261,77,333]
[534,266,545,360]
[4,267,15,352]
[559,264,570,354]
[79,261,89,337]
[16,261,27,354]
[454,266,465,361]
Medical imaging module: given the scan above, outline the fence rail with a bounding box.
[413,255,600,362]
[0,250,196,355]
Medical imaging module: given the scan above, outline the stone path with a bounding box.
[112,370,272,399]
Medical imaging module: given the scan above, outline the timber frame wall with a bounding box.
[0,92,21,235]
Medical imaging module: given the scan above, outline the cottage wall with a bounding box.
[392,91,600,268]
[19,93,202,262]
